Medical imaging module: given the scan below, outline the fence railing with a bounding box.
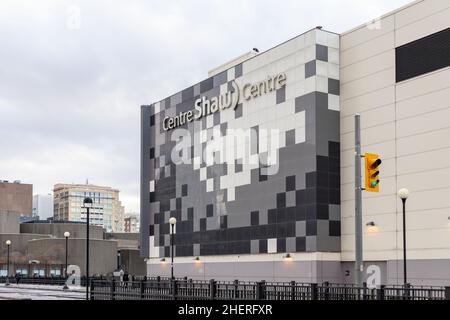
[90,278,450,301]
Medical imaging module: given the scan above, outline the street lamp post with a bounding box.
[398,188,410,286]
[5,240,11,286]
[169,217,177,280]
[63,231,70,290]
[83,197,93,300]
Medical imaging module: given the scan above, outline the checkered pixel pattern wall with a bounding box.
[141,29,341,258]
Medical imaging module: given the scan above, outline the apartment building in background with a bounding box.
[53,183,125,232]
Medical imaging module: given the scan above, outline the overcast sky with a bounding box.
[0,0,413,212]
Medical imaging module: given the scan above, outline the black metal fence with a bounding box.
[90,278,450,301]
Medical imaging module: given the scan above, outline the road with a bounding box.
[0,284,85,300]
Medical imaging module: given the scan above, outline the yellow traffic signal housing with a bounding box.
[365,153,381,192]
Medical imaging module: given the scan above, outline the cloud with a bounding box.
[0,0,413,212]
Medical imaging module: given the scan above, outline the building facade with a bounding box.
[53,183,125,232]
[141,0,450,285]
[32,194,54,220]
[0,180,32,217]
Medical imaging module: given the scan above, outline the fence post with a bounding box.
[234,279,239,299]
[311,283,318,300]
[404,283,411,300]
[111,279,115,301]
[256,281,265,300]
[90,280,95,300]
[445,287,450,300]
[172,279,178,300]
[323,281,330,300]
[363,282,367,300]
[376,285,385,300]
[290,281,296,300]
[140,279,146,300]
[209,279,216,300]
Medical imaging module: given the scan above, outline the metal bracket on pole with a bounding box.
[355,114,363,287]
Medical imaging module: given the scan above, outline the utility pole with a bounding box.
[355,114,363,287]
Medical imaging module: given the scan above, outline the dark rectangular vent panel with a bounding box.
[396,28,450,82]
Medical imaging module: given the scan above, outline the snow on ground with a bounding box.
[0,284,85,300]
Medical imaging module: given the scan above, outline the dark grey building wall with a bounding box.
[120,249,146,276]
[141,30,341,259]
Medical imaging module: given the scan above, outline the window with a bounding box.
[16,268,28,276]
[32,268,45,277]
[50,268,61,276]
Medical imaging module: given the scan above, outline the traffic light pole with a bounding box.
[355,114,364,287]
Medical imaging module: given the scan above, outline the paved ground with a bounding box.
[0,284,85,300]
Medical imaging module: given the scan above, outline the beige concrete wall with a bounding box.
[20,223,104,239]
[0,210,20,233]
[340,0,450,263]
[0,234,51,264]
[27,238,117,276]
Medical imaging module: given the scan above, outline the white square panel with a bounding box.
[316,30,328,46]
[328,94,340,111]
[268,238,277,253]
[227,187,235,202]
[328,48,339,64]
[149,180,155,192]
[227,67,235,81]
[295,127,306,144]
[200,167,207,181]
[193,156,201,170]
[206,178,213,192]
[316,76,328,93]
[316,60,328,77]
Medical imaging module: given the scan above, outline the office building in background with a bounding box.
[32,194,53,220]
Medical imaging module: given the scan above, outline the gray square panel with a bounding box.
[305,60,316,78]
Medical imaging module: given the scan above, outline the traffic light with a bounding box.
[365,153,381,192]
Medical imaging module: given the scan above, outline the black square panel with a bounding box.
[296,237,306,251]
[259,239,267,253]
[277,238,286,253]
[200,218,206,232]
[306,220,317,236]
[182,184,188,197]
[295,189,306,206]
[251,211,259,226]
[317,204,329,220]
[286,175,296,191]
[295,206,306,221]
[329,220,341,236]
[150,115,155,126]
[276,193,286,208]
[150,148,155,159]
[206,204,214,217]
[187,207,194,220]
